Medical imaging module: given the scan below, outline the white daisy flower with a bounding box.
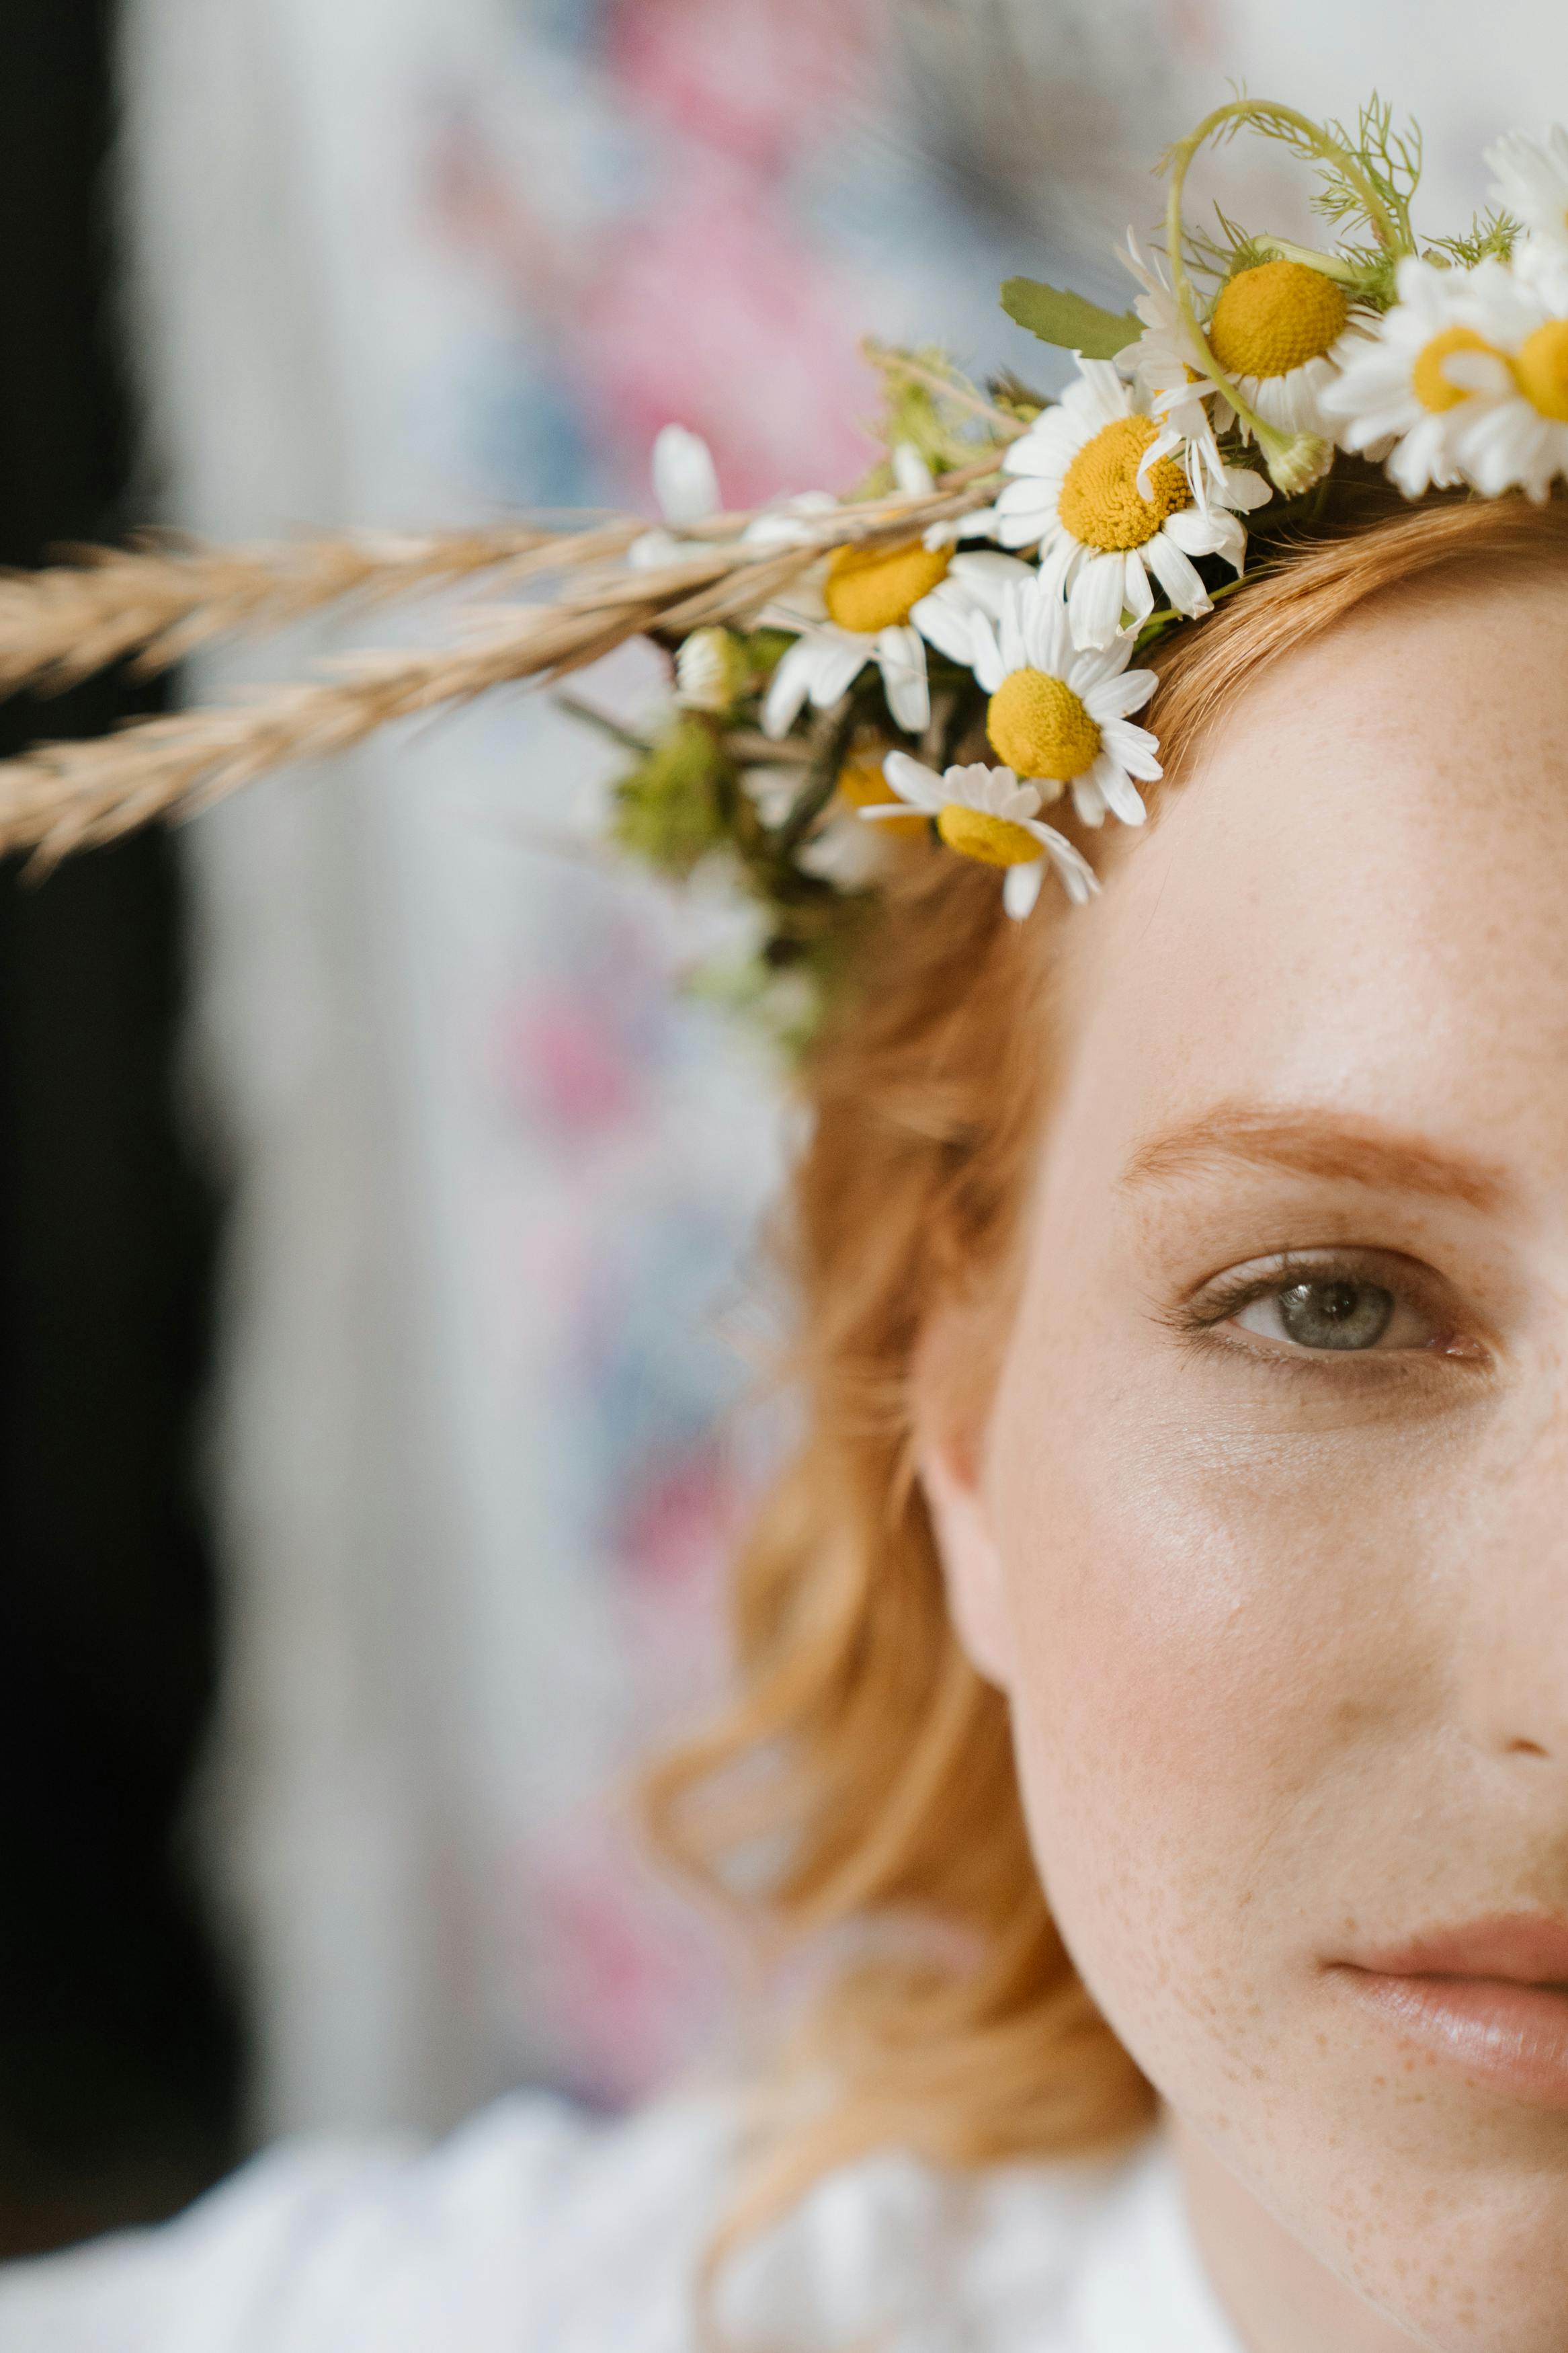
[760,558,939,737]
[995,362,1267,649]
[1487,126,1568,270]
[1320,256,1514,496]
[630,424,723,567]
[969,573,1161,830]
[1200,257,1376,448]
[760,514,1024,739]
[860,752,1098,917]
[1444,266,1568,501]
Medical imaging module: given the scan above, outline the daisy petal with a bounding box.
[878,627,931,733]
[1068,637,1137,693]
[950,551,1035,608]
[909,587,981,666]
[1003,859,1046,920]
[763,641,815,738]
[1074,360,1133,424]
[1089,750,1147,826]
[1221,464,1272,512]
[893,442,936,496]
[811,635,876,709]
[1038,826,1100,905]
[1143,529,1212,617]
[882,750,945,810]
[970,616,1005,695]
[1121,553,1155,630]
[1100,717,1163,781]
[1071,775,1108,828]
[1083,667,1159,723]
[1068,553,1131,650]
[651,424,720,526]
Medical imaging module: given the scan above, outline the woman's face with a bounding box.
[929,567,1568,2352]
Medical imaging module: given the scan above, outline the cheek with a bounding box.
[981,1332,1451,2109]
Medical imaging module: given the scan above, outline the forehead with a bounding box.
[1050,571,1568,1183]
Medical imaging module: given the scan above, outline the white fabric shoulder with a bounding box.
[0,2095,1243,2353]
[0,2096,731,2353]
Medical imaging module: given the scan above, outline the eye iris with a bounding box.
[1277,1279,1394,1351]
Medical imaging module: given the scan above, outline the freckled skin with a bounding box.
[924,575,1568,2352]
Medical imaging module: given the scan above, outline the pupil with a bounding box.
[1278,1279,1394,1351]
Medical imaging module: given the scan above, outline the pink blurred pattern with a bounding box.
[585,157,880,505]
[607,0,873,170]
[425,0,888,504]
[413,0,927,2102]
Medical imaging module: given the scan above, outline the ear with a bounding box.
[912,1319,1015,1694]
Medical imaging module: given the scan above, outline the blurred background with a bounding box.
[2,0,1564,2260]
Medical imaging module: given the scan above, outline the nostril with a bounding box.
[1505,1737,1552,1759]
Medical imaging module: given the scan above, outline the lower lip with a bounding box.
[1337,1969,1568,2107]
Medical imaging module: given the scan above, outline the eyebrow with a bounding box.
[1121,1105,1512,1213]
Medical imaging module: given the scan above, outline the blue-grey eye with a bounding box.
[1238,1277,1396,1351]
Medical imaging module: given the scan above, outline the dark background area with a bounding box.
[0,0,241,2258]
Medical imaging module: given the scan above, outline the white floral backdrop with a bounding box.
[118,0,1568,2145]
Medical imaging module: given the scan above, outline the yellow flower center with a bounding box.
[823,539,951,632]
[1057,415,1190,552]
[936,805,1042,868]
[986,669,1101,781]
[1514,319,1568,423]
[1207,260,1351,382]
[836,752,925,839]
[1411,323,1501,413]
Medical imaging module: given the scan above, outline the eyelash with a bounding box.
[1168,1251,1483,1371]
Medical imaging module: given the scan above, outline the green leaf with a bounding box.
[999,276,1141,359]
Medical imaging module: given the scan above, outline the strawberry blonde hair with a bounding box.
[647,487,1568,2232]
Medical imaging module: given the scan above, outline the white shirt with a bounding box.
[0,2096,1243,2351]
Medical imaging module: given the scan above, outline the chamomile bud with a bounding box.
[675,627,749,714]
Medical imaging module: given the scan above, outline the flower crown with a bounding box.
[0,97,1563,1045]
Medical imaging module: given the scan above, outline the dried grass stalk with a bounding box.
[0,463,1009,865]
[0,518,651,696]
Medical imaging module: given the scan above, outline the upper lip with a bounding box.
[1346,1915,1568,1985]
